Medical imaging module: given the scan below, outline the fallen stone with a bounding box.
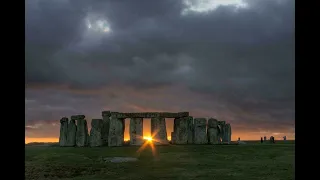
[66,119,77,146]
[89,119,103,147]
[130,118,143,146]
[59,117,68,147]
[194,118,207,144]
[103,157,138,163]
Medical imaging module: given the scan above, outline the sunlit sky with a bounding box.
[25,0,295,143]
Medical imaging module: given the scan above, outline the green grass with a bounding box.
[25,141,294,180]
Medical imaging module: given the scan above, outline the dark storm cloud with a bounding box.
[25,0,295,139]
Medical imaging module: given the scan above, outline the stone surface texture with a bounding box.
[101,112,111,146]
[174,117,188,144]
[187,116,194,144]
[76,116,89,147]
[108,116,125,147]
[151,117,168,144]
[66,119,77,146]
[130,118,143,145]
[207,118,219,144]
[194,118,208,144]
[59,117,68,147]
[89,119,103,147]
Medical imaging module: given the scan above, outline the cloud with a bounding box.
[25,0,295,140]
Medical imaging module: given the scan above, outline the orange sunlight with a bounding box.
[25,137,58,144]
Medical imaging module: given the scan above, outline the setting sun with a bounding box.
[143,136,153,141]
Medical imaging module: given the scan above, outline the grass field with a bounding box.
[25,140,295,180]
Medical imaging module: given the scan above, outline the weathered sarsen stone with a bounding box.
[151,117,168,144]
[108,115,125,147]
[66,119,77,146]
[59,117,68,147]
[217,121,226,143]
[101,111,111,145]
[171,132,176,144]
[174,117,188,144]
[75,115,89,147]
[89,119,103,147]
[194,118,207,144]
[225,123,232,144]
[130,118,143,145]
[207,118,219,144]
[187,116,194,144]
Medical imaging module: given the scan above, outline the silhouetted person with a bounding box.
[261,137,263,143]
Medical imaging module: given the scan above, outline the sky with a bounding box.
[25,0,295,143]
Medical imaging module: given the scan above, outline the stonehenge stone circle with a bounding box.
[66,119,77,146]
[58,111,232,147]
[89,119,103,147]
[130,118,143,145]
[59,117,68,147]
[194,118,208,144]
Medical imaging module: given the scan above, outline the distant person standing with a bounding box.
[283,136,287,141]
[261,137,263,143]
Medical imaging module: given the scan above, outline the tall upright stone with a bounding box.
[225,123,232,144]
[194,118,207,144]
[217,121,226,143]
[59,117,68,147]
[207,118,219,144]
[108,114,125,147]
[75,115,89,147]
[101,111,111,146]
[171,132,176,144]
[174,117,188,144]
[187,116,194,144]
[151,116,168,144]
[66,118,77,146]
[130,118,143,145]
[89,119,103,147]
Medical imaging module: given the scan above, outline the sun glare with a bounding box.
[143,136,153,141]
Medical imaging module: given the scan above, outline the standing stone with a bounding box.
[207,118,219,145]
[101,111,111,146]
[187,116,194,144]
[59,117,68,147]
[108,115,125,147]
[151,117,168,144]
[264,136,267,141]
[171,132,176,144]
[175,117,188,144]
[75,115,89,147]
[283,136,287,141]
[217,121,226,143]
[130,118,143,145]
[89,119,103,147]
[66,119,77,146]
[225,123,232,144]
[194,118,207,144]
